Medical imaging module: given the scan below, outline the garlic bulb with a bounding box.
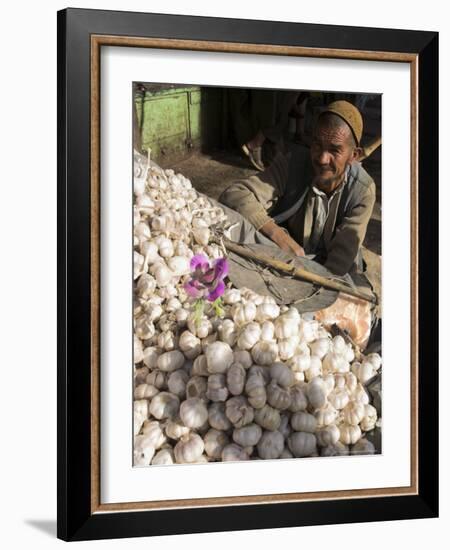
[260,321,275,342]
[257,430,285,459]
[309,337,331,359]
[167,255,190,276]
[218,319,237,347]
[185,376,207,399]
[167,369,189,398]
[174,433,205,463]
[192,227,210,246]
[291,412,317,433]
[299,319,319,343]
[179,397,208,428]
[191,355,209,377]
[351,438,376,455]
[288,432,317,457]
[342,401,366,426]
[206,374,229,402]
[320,441,349,457]
[227,363,246,396]
[306,377,328,409]
[289,384,308,412]
[289,352,310,373]
[233,350,252,369]
[360,404,378,431]
[248,365,271,384]
[146,370,167,390]
[225,396,254,427]
[208,402,232,431]
[149,392,180,420]
[274,315,299,339]
[221,443,250,462]
[277,337,298,361]
[233,423,262,447]
[245,373,267,409]
[157,330,178,351]
[157,350,185,372]
[314,403,338,427]
[316,425,340,446]
[134,383,159,400]
[134,251,145,279]
[204,429,230,459]
[339,423,362,445]
[277,414,293,438]
[352,383,370,405]
[327,388,350,410]
[254,404,281,431]
[153,264,174,287]
[251,341,278,366]
[135,314,155,340]
[232,302,257,325]
[270,363,295,388]
[223,288,241,305]
[134,335,144,364]
[134,366,150,386]
[141,420,166,449]
[178,331,202,360]
[142,346,161,369]
[165,297,182,313]
[152,447,175,465]
[134,399,149,435]
[352,361,378,385]
[134,434,156,466]
[165,418,190,440]
[187,315,212,339]
[201,333,218,353]
[205,341,234,373]
[267,380,292,410]
[304,355,322,381]
[323,352,350,374]
[255,303,280,322]
[345,372,358,393]
[237,322,261,350]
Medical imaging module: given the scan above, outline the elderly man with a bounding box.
[219,100,376,277]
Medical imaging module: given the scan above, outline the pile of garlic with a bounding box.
[133,155,382,466]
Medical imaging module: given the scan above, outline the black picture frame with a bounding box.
[57,7,438,542]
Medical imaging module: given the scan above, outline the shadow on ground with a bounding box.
[25,519,56,538]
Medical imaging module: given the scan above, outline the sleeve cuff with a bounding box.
[245,208,272,231]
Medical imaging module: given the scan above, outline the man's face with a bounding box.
[310,121,357,193]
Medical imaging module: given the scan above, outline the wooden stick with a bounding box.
[360,136,382,161]
[219,238,377,305]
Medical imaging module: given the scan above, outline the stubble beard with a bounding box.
[313,171,342,192]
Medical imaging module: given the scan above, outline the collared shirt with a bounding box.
[307,170,349,254]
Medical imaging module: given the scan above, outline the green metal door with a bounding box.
[135,85,223,165]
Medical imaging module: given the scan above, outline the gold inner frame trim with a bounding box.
[90,34,419,514]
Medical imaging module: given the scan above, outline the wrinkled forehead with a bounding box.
[312,119,353,144]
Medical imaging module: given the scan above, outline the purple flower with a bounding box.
[184,254,229,302]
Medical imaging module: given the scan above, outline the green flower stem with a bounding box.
[194,299,205,326]
[211,298,225,318]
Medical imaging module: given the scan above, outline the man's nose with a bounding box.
[318,151,332,165]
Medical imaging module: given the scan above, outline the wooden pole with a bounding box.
[219,238,377,305]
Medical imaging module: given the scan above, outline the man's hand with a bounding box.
[260,220,305,257]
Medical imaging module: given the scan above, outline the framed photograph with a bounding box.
[57,8,438,542]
